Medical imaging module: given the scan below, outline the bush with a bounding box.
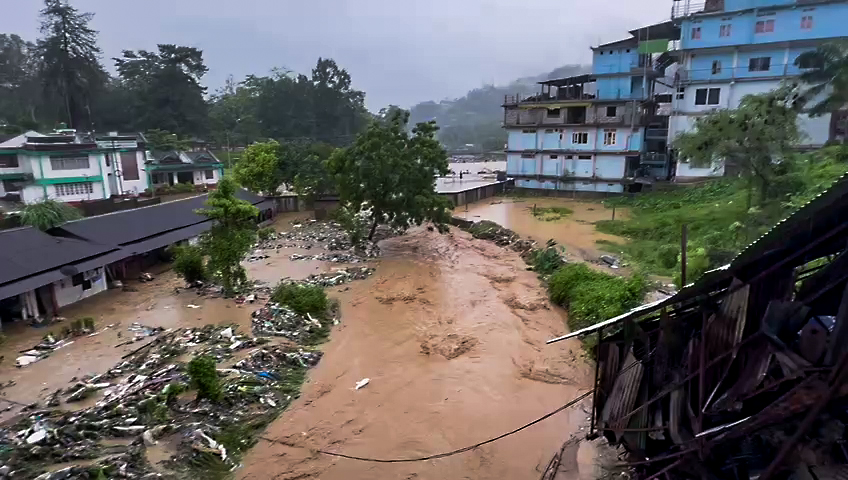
[531,206,573,221]
[656,244,679,269]
[528,247,564,275]
[548,264,645,332]
[257,227,276,241]
[673,247,711,287]
[187,355,222,402]
[169,244,207,283]
[173,182,196,193]
[272,282,328,315]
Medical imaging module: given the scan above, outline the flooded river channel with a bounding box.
[1,208,603,479]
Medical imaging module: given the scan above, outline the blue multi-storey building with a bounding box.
[503,23,678,193]
[670,0,848,179]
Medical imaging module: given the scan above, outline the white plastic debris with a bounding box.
[142,429,157,446]
[246,293,256,303]
[16,355,41,367]
[26,428,47,445]
[355,378,370,390]
[186,304,202,309]
[220,327,234,339]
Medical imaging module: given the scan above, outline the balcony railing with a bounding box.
[671,0,723,20]
[675,62,801,84]
[504,93,595,105]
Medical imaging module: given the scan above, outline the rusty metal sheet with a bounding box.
[709,338,772,412]
[601,347,644,443]
[703,279,750,409]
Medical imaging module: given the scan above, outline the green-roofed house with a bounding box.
[146,150,224,191]
[0,130,150,205]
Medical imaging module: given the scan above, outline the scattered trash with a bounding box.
[15,355,41,368]
[355,378,370,390]
[138,272,154,282]
[186,304,202,309]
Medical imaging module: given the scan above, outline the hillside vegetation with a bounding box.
[596,146,848,285]
[408,64,589,151]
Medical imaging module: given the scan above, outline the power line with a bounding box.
[259,390,592,464]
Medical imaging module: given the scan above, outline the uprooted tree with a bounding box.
[19,199,82,230]
[675,86,801,206]
[327,109,452,241]
[196,177,258,295]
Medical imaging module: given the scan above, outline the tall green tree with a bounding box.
[233,140,287,194]
[196,177,258,295]
[0,34,42,129]
[145,129,192,152]
[327,109,452,240]
[208,76,261,148]
[675,87,801,206]
[115,45,208,136]
[795,41,848,116]
[36,0,106,129]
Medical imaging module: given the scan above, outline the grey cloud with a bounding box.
[3,0,670,110]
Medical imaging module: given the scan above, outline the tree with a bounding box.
[115,45,208,136]
[675,87,801,206]
[145,129,192,152]
[36,0,105,129]
[196,177,258,295]
[20,199,82,230]
[233,140,286,194]
[293,144,335,204]
[0,34,42,128]
[327,109,452,241]
[794,41,848,116]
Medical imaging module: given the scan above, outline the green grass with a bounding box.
[531,206,573,221]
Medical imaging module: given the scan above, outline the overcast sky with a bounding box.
[3,0,670,110]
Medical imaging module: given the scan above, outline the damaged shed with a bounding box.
[549,172,848,479]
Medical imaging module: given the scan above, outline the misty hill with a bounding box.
[409,64,589,152]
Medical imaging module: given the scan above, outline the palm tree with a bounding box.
[19,199,82,231]
[794,41,848,116]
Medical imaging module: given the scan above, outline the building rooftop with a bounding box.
[148,150,223,170]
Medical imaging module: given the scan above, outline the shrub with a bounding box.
[548,263,645,332]
[531,206,573,221]
[187,355,222,402]
[169,244,207,283]
[257,227,276,241]
[174,182,196,193]
[272,282,328,315]
[673,247,711,287]
[528,247,564,275]
[656,244,679,269]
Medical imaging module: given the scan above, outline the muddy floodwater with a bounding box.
[1,210,602,479]
[240,228,597,480]
[455,197,626,262]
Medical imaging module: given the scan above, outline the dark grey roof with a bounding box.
[185,151,222,164]
[0,227,116,286]
[52,190,266,247]
[539,74,595,87]
[151,150,182,163]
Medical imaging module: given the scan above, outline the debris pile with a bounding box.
[259,220,380,261]
[576,173,848,479]
[0,323,323,479]
[302,267,374,287]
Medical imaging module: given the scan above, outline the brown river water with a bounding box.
[0,203,610,479]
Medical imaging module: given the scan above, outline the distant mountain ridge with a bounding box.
[409,64,589,151]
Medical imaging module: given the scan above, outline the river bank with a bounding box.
[240,226,597,480]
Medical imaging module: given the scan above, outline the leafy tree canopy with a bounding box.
[196,177,258,295]
[20,199,83,231]
[675,86,801,205]
[145,128,192,152]
[233,140,287,195]
[327,109,452,240]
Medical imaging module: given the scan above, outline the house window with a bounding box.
[578,155,592,160]
[50,155,89,170]
[546,108,561,118]
[755,19,775,33]
[0,155,19,168]
[205,170,214,180]
[719,24,731,37]
[572,132,589,145]
[606,106,617,117]
[676,87,685,100]
[2,179,24,192]
[748,56,771,72]
[691,27,701,39]
[603,129,617,146]
[55,182,94,197]
[545,129,555,133]
[712,60,722,74]
[120,152,139,181]
[798,53,823,69]
[695,87,721,105]
[520,153,535,159]
[801,16,813,30]
[521,129,535,134]
[549,155,558,159]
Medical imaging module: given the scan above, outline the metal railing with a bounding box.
[504,93,595,105]
[671,0,718,20]
[674,62,802,84]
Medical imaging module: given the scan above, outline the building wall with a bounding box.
[596,76,644,100]
[593,46,640,74]
[515,177,625,193]
[111,150,149,195]
[53,267,108,308]
[193,168,220,185]
[681,2,848,50]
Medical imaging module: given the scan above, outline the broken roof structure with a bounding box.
[550,172,848,479]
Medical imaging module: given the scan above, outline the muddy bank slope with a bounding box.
[240,227,593,480]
